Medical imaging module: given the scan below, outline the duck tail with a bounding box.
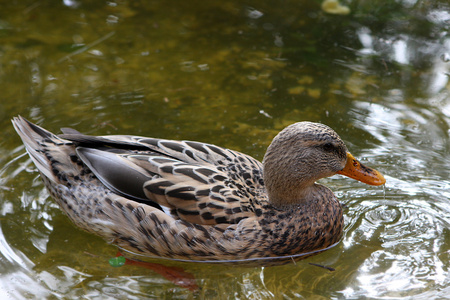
[12,116,72,183]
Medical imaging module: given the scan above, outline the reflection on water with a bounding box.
[347,98,450,297]
[1,0,450,298]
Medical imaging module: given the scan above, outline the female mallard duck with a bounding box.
[12,116,385,263]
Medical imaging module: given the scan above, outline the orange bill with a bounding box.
[337,152,386,186]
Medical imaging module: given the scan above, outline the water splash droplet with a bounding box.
[440,53,450,62]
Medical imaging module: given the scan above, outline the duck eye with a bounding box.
[322,143,334,152]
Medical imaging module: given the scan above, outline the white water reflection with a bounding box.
[392,38,409,65]
[341,97,450,298]
[428,38,450,94]
[355,8,450,95]
[1,0,450,298]
[0,223,50,299]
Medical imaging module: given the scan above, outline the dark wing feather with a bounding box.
[63,133,268,225]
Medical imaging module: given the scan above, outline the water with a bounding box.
[1,0,450,298]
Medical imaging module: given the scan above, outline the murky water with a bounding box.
[1,0,449,298]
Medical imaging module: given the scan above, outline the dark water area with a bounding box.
[0,0,449,298]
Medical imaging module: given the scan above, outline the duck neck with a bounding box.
[266,181,333,208]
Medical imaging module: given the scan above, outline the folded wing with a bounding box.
[61,133,268,226]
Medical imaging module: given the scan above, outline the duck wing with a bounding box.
[60,132,267,226]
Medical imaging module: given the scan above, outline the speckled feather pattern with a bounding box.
[12,117,344,262]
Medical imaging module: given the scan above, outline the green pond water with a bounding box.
[1,0,449,298]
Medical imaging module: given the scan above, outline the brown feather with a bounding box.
[12,117,383,263]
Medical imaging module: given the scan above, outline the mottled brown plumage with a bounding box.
[12,116,385,264]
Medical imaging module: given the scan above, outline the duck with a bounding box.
[12,116,385,264]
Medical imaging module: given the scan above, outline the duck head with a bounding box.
[263,122,385,207]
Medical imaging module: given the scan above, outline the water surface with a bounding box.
[1,0,449,298]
